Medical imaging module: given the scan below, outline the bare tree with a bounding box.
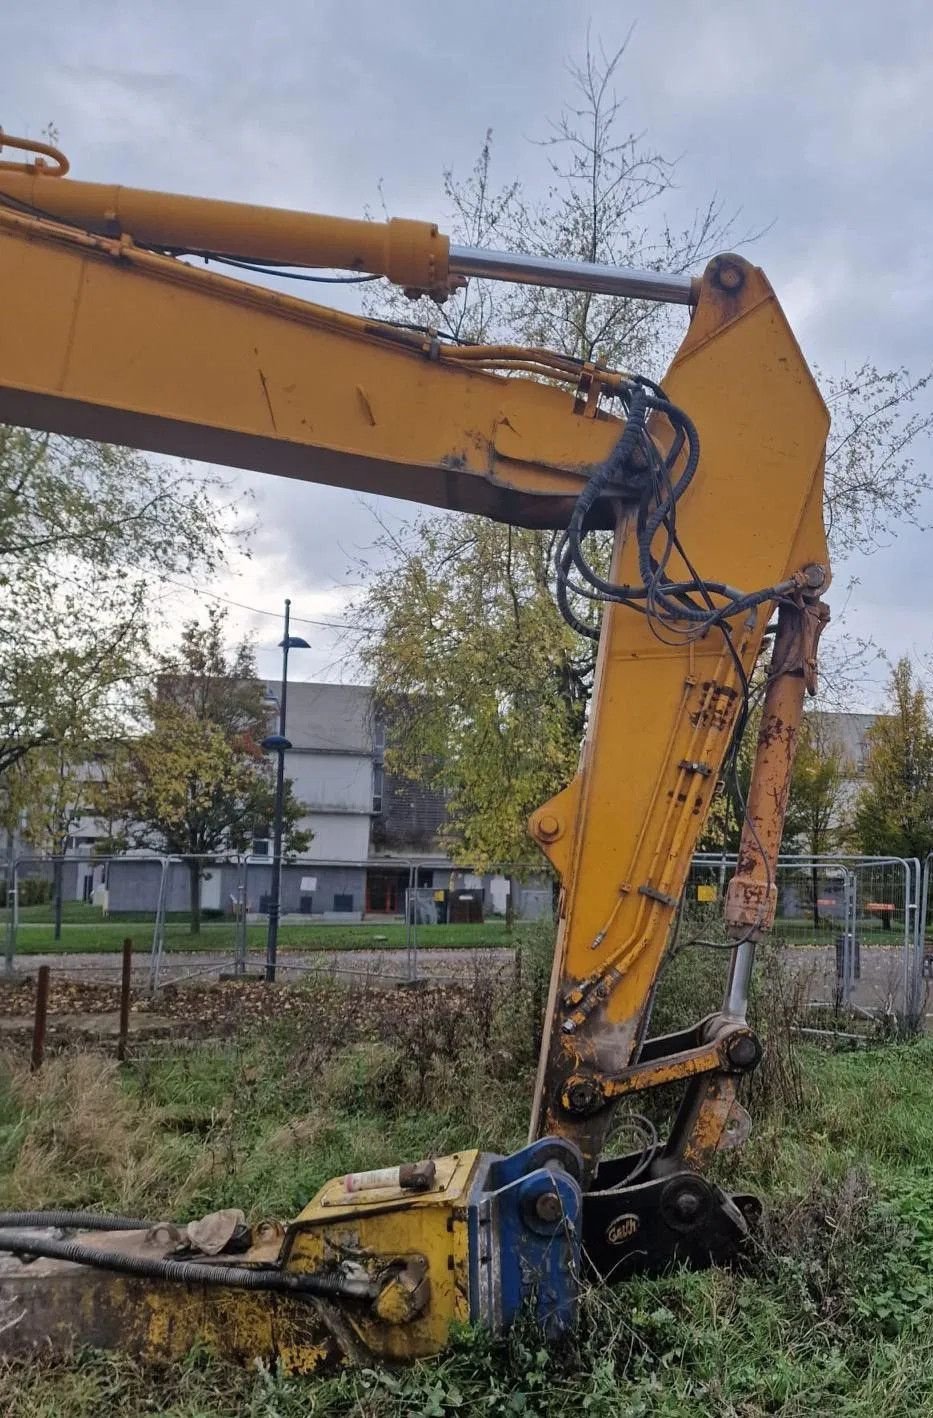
[355,36,932,863]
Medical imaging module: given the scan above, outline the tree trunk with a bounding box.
[188,859,201,936]
[52,856,64,942]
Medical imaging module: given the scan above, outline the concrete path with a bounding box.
[5,946,517,987]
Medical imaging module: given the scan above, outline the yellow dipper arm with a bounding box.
[527,260,829,1175]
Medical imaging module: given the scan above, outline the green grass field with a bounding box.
[6,909,512,954]
[4,898,909,956]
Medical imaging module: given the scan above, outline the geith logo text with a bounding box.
[606,1214,640,1246]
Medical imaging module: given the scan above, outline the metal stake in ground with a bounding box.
[31,965,50,1072]
[117,938,132,1062]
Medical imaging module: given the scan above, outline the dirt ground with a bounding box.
[0,940,926,1058]
[9,945,514,987]
[0,971,481,1053]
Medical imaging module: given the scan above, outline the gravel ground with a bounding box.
[3,946,517,987]
[787,942,926,1020]
[4,941,926,1011]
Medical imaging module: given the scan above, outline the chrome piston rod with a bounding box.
[449,244,697,305]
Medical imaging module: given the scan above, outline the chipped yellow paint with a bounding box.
[285,1149,481,1362]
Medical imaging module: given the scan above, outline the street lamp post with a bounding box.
[260,598,309,983]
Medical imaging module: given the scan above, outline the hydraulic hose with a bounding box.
[557,380,793,635]
[0,1210,154,1230]
[0,1228,374,1300]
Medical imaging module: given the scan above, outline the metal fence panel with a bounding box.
[10,847,922,1029]
[0,852,493,988]
[3,853,171,976]
[690,852,924,1030]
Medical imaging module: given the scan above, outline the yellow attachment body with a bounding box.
[0,1227,339,1370]
[283,1149,478,1367]
[0,1152,481,1371]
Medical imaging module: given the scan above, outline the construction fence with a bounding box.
[689,852,926,1030]
[0,853,550,990]
[2,850,932,1026]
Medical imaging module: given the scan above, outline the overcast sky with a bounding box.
[4,0,932,703]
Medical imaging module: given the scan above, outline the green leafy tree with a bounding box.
[358,41,738,867]
[7,742,101,938]
[361,517,588,871]
[93,608,308,932]
[784,715,849,929]
[0,427,239,789]
[853,658,933,861]
[785,717,849,856]
[355,39,932,868]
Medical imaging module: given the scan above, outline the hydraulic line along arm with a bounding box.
[0,135,829,1369]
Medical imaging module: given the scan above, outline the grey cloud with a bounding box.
[4,0,933,706]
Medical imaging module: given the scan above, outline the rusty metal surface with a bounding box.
[0,1221,339,1367]
[724,595,830,942]
[117,938,132,1062]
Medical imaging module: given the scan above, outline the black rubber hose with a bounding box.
[554,377,790,639]
[0,1210,154,1230]
[0,1228,372,1300]
[555,535,602,641]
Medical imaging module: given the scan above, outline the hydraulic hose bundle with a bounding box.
[555,380,801,643]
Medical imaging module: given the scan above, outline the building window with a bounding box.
[251,838,270,857]
[372,763,384,815]
[334,893,354,912]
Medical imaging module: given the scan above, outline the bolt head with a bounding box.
[535,1191,562,1224]
[711,257,745,293]
[566,1078,601,1114]
[673,1191,701,1221]
[536,812,560,842]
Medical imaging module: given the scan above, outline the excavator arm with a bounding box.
[0,135,674,528]
[0,135,829,1368]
